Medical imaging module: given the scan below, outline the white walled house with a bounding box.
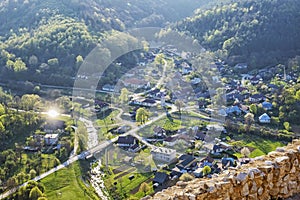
[151,147,176,163]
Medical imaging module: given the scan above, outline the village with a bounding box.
[90,46,297,198]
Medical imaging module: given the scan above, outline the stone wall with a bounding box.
[146,139,300,200]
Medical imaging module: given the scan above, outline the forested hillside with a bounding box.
[0,0,206,85]
[177,0,300,68]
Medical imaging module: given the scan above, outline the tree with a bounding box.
[136,108,149,124]
[179,173,194,182]
[14,58,27,72]
[154,53,165,66]
[249,104,257,114]
[20,94,41,111]
[175,99,184,115]
[0,121,5,136]
[6,59,14,70]
[296,90,300,101]
[76,55,83,67]
[0,104,5,115]
[29,169,37,179]
[119,88,129,104]
[29,186,43,200]
[47,58,59,67]
[240,147,251,158]
[244,113,254,132]
[202,166,211,176]
[139,182,150,195]
[283,122,291,131]
[29,55,39,67]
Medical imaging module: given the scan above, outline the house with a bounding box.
[250,76,260,85]
[268,84,279,92]
[122,78,148,89]
[128,143,140,153]
[176,154,197,172]
[239,104,249,113]
[200,156,214,165]
[191,77,201,85]
[153,172,169,186]
[249,94,265,103]
[234,63,248,70]
[212,144,223,154]
[116,135,137,147]
[226,91,239,102]
[153,126,166,138]
[163,136,178,147]
[218,109,227,117]
[207,124,226,133]
[193,167,204,178]
[262,102,273,110]
[151,147,176,163]
[182,67,193,75]
[43,120,65,133]
[171,167,183,177]
[102,84,115,92]
[226,105,242,115]
[116,125,130,134]
[222,157,236,169]
[195,131,206,141]
[129,98,156,107]
[219,142,233,150]
[94,100,110,113]
[259,113,271,123]
[44,134,59,145]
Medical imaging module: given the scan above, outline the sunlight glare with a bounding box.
[47,109,59,118]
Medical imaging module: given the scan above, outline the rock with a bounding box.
[258,165,274,173]
[265,160,274,166]
[281,186,289,195]
[188,193,196,200]
[248,168,261,174]
[241,183,249,196]
[250,181,257,193]
[276,147,285,152]
[248,193,258,200]
[204,182,216,193]
[275,156,290,164]
[270,187,280,196]
[141,196,152,200]
[235,172,248,184]
[177,181,188,188]
[267,173,273,182]
[254,156,265,161]
[283,174,290,182]
[288,181,297,190]
[258,187,264,196]
[290,166,296,173]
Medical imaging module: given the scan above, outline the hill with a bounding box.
[0,0,207,85]
[176,0,300,68]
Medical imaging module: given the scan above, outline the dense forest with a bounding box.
[177,0,300,68]
[0,0,208,86]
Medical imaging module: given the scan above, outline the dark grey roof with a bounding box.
[117,135,136,145]
[176,155,196,169]
[153,172,168,184]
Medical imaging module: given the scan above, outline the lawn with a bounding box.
[230,133,285,158]
[41,161,99,200]
[104,167,154,200]
[95,109,121,139]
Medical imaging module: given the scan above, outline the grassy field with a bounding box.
[230,133,285,158]
[104,166,154,199]
[41,161,99,200]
